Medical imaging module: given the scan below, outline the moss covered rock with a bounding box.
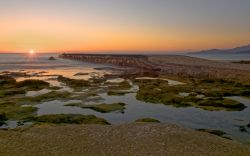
[82,103,126,113]
[57,76,90,91]
[135,118,160,123]
[34,114,109,125]
[16,79,50,91]
[0,113,8,126]
[196,98,246,111]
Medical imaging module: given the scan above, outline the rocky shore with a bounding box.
[60,54,250,81]
[0,123,250,156]
[1,55,250,156]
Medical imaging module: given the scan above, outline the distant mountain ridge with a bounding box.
[190,44,250,54]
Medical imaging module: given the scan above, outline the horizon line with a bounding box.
[0,43,249,54]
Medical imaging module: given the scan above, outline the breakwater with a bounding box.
[59,54,250,81]
[59,54,159,71]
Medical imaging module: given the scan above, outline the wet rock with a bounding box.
[81,103,126,113]
[0,114,8,126]
[16,79,50,91]
[135,118,160,123]
[74,72,88,76]
[34,114,110,125]
[197,129,232,140]
[239,126,248,132]
[49,56,56,60]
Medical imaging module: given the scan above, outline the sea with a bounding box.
[185,53,250,61]
[0,53,106,71]
[1,53,250,70]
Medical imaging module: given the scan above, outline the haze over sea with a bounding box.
[0,53,104,71]
[186,53,250,61]
[1,52,250,71]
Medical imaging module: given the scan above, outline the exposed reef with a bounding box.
[135,78,248,111]
[65,102,127,113]
[82,103,126,113]
[135,118,160,123]
[57,76,90,91]
[34,114,110,125]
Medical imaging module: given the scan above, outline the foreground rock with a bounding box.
[0,123,249,156]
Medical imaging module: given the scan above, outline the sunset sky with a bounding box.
[0,0,250,53]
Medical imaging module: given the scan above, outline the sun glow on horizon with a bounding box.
[0,1,249,53]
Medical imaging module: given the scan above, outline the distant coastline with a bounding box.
[188,44,250,55]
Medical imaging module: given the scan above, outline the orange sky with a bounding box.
[1,0,250,53]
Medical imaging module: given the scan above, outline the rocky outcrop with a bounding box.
[49,56,56,60]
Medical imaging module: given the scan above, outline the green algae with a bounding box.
[0,77,42,122]
[49,86,63,90]
[107,91,133,96]
[64,103,82,107]
[194,79,250,97]
[106,80,132,90]
[81,103,126,113]
[0,89,25,98]
[16,79,50,91]
[17,91,72,105]
[135,78,248,111]
[197,129,232,140]
[34,114,110,125]
[0,113,8,126]
[0,101,37,121]
[0,75,16,87]
[135,118,160,123]
[74,72,88,76]
[57,76,90,91]
[196,98,246,111]
[0,77,52,100]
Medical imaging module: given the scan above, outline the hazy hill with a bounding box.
[190,44,250,54]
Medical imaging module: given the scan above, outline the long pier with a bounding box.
[59,54,160,71]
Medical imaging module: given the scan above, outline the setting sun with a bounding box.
[30,50,34,54]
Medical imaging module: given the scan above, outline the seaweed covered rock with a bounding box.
[57,76,90,91]
[136,78,247,111]
[106,80,132,90]
[82,103,126,113]
[49,56,56,60]
[0,89,25,98]
[18,91,72,104]
[74,72,88,76]
[135,118,160,123]
[197,129,231,140]
[0,75,16,88]
[196,98,246,111]
[16,79,50,91]
[0,101,37,121]
[0,113,8,126]
[34,114,110,125]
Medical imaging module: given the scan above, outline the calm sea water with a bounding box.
[185,53,250,61]
[0,53,108,71]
